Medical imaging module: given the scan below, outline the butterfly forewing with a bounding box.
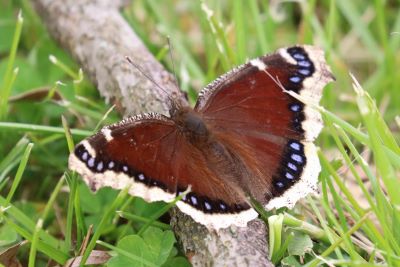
[69,114,179,202]
[195,45,334,208]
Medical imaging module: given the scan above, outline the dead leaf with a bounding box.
[64,250,111,267]
[8,87,63,103]
[0,241,28,267]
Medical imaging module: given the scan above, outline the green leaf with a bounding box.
[287,231,313,256]
[281,255,302,267]
[0,223,19,247]
[162,257,191,267]
[79,183,118,215]
[107,235,153,267]
[143,227,176,265]
[107,227,176,267]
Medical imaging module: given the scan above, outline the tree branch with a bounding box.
[32,0,272,266]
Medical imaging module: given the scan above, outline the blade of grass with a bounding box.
[28,176,65,267]
[334,124,392,223]
[373,0,389,50]
[321,169,361,260]
[352,75,400,205]
[308,212,370,267]
[325,122,397,256]
[272,231,293,263]
[249,0,269,53]
[335,0,381,59]
[260,0,275,47]
[0,196,60,247]
[64,172,77,253]
[66,102,110,122]
[93,104,116,132]
[0,122,92,137]
[233,0,245,64]
[300,0,316,43]
[320,109,400,168]
[117,211,170,230]
[62,115,82,252]
[145,0,206,82]
[326,122,377,210]
[200,2,234,70]
[137,188,189,235]
[112,195,134,224]
[34,133,64,147]
[74,181,86,249]
[307,196,345,261]
[79,186,130,266]
[5,143,33,205]
[319,151,397,259]
[62,115,75,153]
[325,0,337,51]
[0,136,29,175]
[0,11,23,119]
[250,197,269,223]
[1,215,69,264]
[0,177,9,191]
[49,55,79,80]
[389,10,400,50]
[75,95,107,111]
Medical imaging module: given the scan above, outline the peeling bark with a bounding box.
[32,0,273,266]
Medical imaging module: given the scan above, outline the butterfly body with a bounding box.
[172,108,210,144]
[69,45,334,229]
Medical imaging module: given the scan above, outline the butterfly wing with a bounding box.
[69,113,257,229]
[69,45,334,229]
[69,113,178,202]
[195,45,334,209]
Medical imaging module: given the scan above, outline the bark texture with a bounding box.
[32,1,273,266]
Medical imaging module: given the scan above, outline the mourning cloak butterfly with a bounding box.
[69,45,334,229]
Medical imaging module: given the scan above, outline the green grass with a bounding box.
[1,0,399,266]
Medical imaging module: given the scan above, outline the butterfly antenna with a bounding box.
[167,37,180,92]
[125,56,176,107]
[166,37,184,111]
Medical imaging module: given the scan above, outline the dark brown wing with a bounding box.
[69,113,257,229]
[195,45,334,208]
[69,114,178,202]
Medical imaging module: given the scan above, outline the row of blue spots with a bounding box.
[286,47,315,85]
[285,47,310,135]
[274,140,306,191]
[74,144,164,189]
[177,189,246,214]
[76,143,249,215]
[288,100,305,135]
